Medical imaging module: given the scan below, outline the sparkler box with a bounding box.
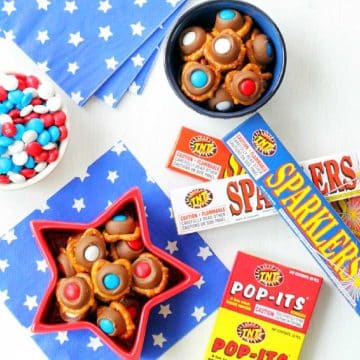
[205,252,322,360]
[223,113,360,316]
[169,151,360,235]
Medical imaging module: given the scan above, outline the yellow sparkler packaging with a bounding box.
[223,113,360,315]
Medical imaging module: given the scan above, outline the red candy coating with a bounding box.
[2,123,17,137]
[0,87,7,102]
[17,80,26,91]
[0,175,10,184]
[127,239,143,251]
[40,113,54,128]
[34,151,49,163]
[127,306,138,321]
[59,126,68,141]
[134,262,151,278]
[26,75,40,89]
[13,117,26,124]
[26,142,43,157]
[8,109,20,119]
[20,169,36,178]
[239,79,257,96]
[48,148,59,163]
[53,111,67,126]
[24,112,39,122]
[13,73,26,82]
[31,98,43,106]
[64,282,81,301]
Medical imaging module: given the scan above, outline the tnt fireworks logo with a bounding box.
[237,322,265,344]
[185,188,213,209]
[252,129,277,156]
[255,264,284,287]
[189,136,217,157]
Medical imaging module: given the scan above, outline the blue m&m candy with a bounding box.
[0,158,12,174]
[266,42,273,57]
[26,118,44,134]
[99,318,115,335]
[103,273,120,290]
[190,70,208,88]
[112,214,127,222]
[219,9,236,20]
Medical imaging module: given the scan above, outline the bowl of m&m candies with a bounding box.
[164,0,286,118]
[0,72,69,190]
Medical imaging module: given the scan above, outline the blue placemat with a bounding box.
[95,2,184,107]
[0,140,229,359]
[0,0,186,105]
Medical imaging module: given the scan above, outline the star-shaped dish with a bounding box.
[31,187,200,359]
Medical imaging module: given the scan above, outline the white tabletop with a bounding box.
[0,0,359,359]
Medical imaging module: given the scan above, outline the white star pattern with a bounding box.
[197,246,213,261]
[0,289,10,304]
[146,171,155,183]
[107,170,119,184]
[103,93,117,107]
[106,200,113,208]
[131,53,145,67]
[194,276,205,289]
[98,0,111,13]
[38,201,50,213]
[111,141,127,156]
[166,0,181,7]
[134,0,147,7]
[158,304,172,319]
[0,259,9,272]
[37,61,50,73]
[67,61,79,75]
[128,81,140,95]
[191,306,207,322]
[105,56,118,70]
[98,25,113,42]
[72,198,86,212]
[87,336,103,351]
[168,207,174,219]
[37,0,51,11]
[36,30,50,44]
[55,331,69,345]
[165,241,178,254]
[64,1,77,14]
[71,91,84,104]
[152,333,167,348]
[36,259,48,272]
[2,1,16,15]
[78,171,90,182]
[68,31,84,47]
[1,229,17,245]
[130,21,145,36]
[3,29,15,41]
[23,295,38,311]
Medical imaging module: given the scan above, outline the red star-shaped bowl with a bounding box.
[31,187,200,359]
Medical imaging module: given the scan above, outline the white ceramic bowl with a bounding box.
[0,72,69,190]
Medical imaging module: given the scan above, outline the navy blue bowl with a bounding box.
[165,0,286,119]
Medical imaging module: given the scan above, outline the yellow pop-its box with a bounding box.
[205,252,322,360]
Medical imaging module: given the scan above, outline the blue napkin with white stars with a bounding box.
[0,0,186,106]
[0,141,229,359]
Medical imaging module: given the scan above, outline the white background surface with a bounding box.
[0,0,359,359]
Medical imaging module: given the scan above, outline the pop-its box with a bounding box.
[205,252,322,360]
[223,113,360,315]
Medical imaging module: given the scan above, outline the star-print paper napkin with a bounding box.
[0,140,229,359]
[0,0,186,106]
[95,2,185,107]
